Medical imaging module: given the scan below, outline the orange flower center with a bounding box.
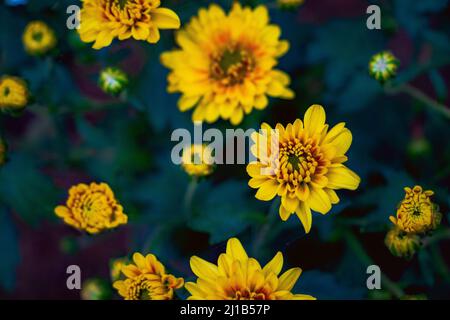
[105,0,155,23]
[226,287,269,300]
[210,45,254,86]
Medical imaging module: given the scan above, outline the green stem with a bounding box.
[385,83,450,119]
[183,177,198,215]
[344,231,405,299]
[252,198,280,255]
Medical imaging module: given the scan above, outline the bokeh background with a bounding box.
[1,0,450,299]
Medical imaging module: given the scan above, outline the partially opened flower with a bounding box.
[55,182,128,234]
[389,186,441,234]
[385,226,420,259]
[0,75,29,113]
[113,253,184,300]
[98,67,129,95]
[161,3,294,125]
[185,238,315,300]
[22,21,56,55]
[181,144,214,177]
[78,0,180,49]
[247,104,360,233]
[369,51,399,83]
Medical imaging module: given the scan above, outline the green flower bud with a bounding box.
[369,51,399,83]
[98,67,129,95]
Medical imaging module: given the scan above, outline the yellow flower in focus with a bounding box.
[277,0,304,9]
[247,104,360,233]
[55,182,128,234]
[185,238,315,300]
[389,186,441,234]
[0,76,29,112]
[22,21,57,55]
[78,0,181,50]
[0,137,6,166]
[113,252,184,300]
[181,144,214,177]
[385,227,420,259]
[161,3,294,125]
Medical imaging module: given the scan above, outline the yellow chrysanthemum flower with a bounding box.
[0,76,29,112]
[22,21,57,55]
[55,182,128,234]
[385,227,420,259]
[161,3,294,125]
[113,252,184,300]
[0,137,6,166]
[78,0,180,50]
[185,238,315,300]
[181,144,214,177]
[247,104,360,233]
[389,186,441,234]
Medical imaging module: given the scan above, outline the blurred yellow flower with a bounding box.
[22,21,56,55]
[81,278,111,300]
[385,227,420,258]
[181,144,214,177]
[110,257,129,282]
[186,238,315,300]
[161,3,294,125]
[113,252,184,300]
[78,0,180,50]
[55,182,128,234]
[247,104,360,233]
[389,186,441,233]
[0,76,29,112]
[277,0,304,9]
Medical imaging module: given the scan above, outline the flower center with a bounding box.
[32,31,43,42]
[278,140,320,185]
[374,58,388,72]
[231,288,267,300]
[210,46,254,85]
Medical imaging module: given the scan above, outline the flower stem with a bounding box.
[385,83,450,119]
[344,231,405,299]
[183,177,198,215]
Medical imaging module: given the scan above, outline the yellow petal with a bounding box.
[281,195,299,212]
[226,238,248,261]
[295,203,312,233]
[263,252,283,276]
[255,179,280,201]
[308,187,332,214]
[304,104,326,137]
[278,267,302,291]
[185,282,206,298]
[327,166,360,190]
[190,256,219,280]
[279,205,291,221]
[152,8,181,29]
[132,253,146,269]
[292,294,316,300]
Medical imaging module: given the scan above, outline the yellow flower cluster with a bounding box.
[247,104,360,233]
[186,238,315,300]
[22,21,57,55]
[78,0,180,49]
[385,186,441,258]
[113,253,184,300]
[0,76,29,112]
[161,3,294,125]
[54,182,128,234]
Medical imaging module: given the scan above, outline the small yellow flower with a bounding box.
[98,67,129,95]
[0,137,6,166]
[78,0,180,50]
[113,252,184,300]
[389,186,441,234]
[55,182,128,234]
[385,227,420,258]
[110,257,128,282]
[161,3,294,125]
[81,279,111,300]
[0,76,29,112]
[181,144,214,177]
[369,51,399,83]
[22,21,57,55]
[277,0,304,9]
[186,238,315,300]
[247,104,360,233]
